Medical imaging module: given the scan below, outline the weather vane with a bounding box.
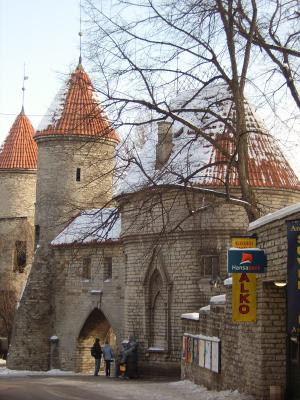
[79,0,83,65]
[21,63,29,113]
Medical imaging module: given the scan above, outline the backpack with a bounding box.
[91,346,96,357]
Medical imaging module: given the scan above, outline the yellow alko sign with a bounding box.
[232,273,256,322]
[231,237,257,323]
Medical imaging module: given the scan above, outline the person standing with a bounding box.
[102,341,114,377]
[91,338,102,376]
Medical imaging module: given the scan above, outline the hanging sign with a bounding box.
[230,237,257,323]
[227,248,267,273]
[231,237,257,249]
[287,220,300,334]
[232,272,256,322]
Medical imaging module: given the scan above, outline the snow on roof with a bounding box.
[181,312,200,320]
[223,277,232,286]
[51,208,121,246]
[36,65,119,142]
[210,294,226,305]
[118,84,299,195]
[183,333,220,342]
[199,304,211,313]
[248,202,300,231]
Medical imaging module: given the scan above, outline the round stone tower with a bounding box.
[0,108,37,298]
[34,63,119,246]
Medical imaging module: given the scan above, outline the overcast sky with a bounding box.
[0,0,82,144]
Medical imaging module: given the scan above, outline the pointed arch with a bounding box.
[143,248,172,352]
[75,308,117,373]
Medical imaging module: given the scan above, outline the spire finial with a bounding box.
[21,63,29,114]
[78,0,83,66]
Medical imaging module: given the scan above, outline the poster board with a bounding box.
[198,339,205,367]
[211,341,220,373]
[204,340,211,369]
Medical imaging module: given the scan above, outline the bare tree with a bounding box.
[233,0,300,109]
[0,288,17,347]
[82,0,299,223]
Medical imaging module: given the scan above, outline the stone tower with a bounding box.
[8,63,119,370]
[0,109,37,339]
[34,63,119,246]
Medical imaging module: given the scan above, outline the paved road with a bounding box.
[0,376,117,400]
[0,374,181,400]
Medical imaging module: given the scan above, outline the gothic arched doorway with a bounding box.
[76,308,116,373]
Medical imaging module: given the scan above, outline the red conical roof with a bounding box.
[35,64,119,142]
[0,110,37,170]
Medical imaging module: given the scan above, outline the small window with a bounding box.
[35,225,40,248]
[103,257,112,281]
[200,254,219,279]
[14,241,27,273]
[82,257,91,280]
[76,168,81,182]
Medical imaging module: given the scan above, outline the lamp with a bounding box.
[273,281,287,288]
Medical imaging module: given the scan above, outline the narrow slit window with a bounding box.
[82,257,91,280]
[76,168,81,182]
[14,241,27,273]
[103,257,112,281]
[35,225,40,248]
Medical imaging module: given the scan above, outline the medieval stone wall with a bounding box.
[0,170,36,338]
[51,243,125,372]
[35,136,116,246]
[120,186,300,378]
[0,171,36,218]
[181,209,300,399]
[0,217,34,294]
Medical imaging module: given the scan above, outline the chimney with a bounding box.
[155,121,173,169]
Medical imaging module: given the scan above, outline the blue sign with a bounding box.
[287,220,300,334]
[228,248,267,273]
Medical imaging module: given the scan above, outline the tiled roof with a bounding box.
[0,110,37,170]
[36,64,119,142]
[120,86,300,193]
[201,119,300,190]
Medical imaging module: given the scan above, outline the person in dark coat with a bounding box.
[91,338,102,376]
[121,336,138,378]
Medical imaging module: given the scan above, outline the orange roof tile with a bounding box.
[202,131,300,189]
[36,64,119,142]
[0,110,37,170]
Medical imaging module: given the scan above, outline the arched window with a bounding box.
[143,250,172,352]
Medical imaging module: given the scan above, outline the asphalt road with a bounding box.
[0,374,181,400]
[0,375,126,400]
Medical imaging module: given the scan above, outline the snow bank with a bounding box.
[0,368,76,376]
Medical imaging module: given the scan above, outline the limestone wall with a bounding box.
[35,136,116,246]
[51,243,125,372]
[120,186,300,378]
[8,242,125,372]
[0,171,36,218]
[0,217,34,295]
[181,208,300,399]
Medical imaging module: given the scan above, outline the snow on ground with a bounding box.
[0,368,254,400]
[0,367,75,376]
